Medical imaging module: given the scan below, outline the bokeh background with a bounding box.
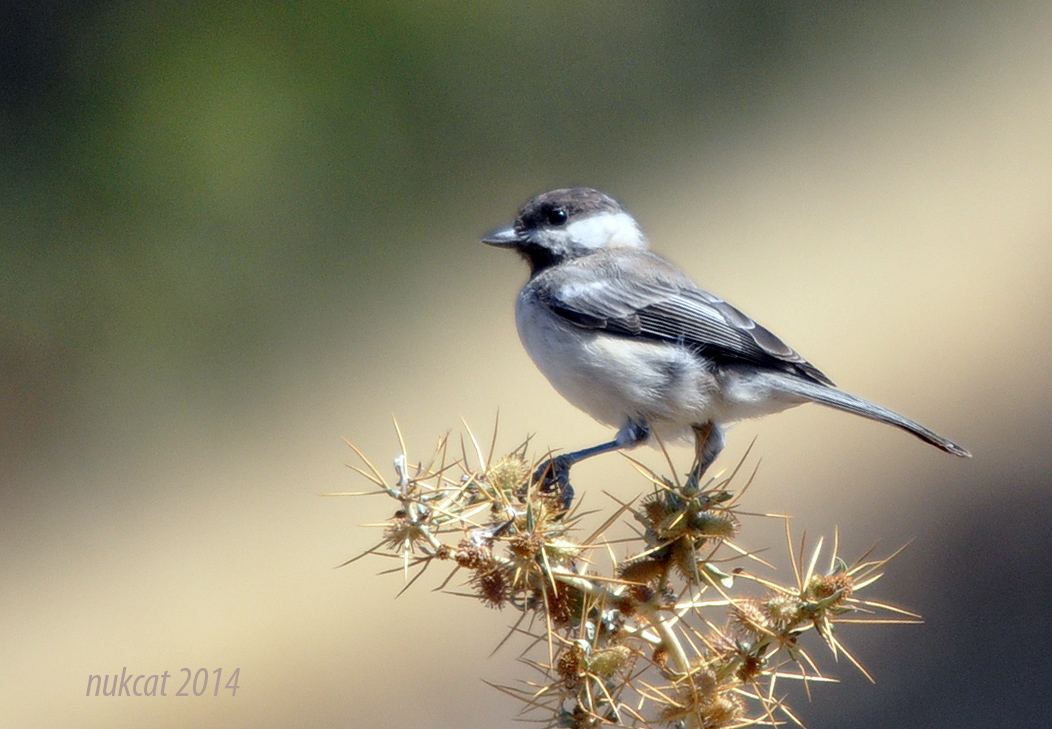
[3,2,1051,727]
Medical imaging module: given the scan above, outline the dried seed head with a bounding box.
[703,691,744,727]
[730,599,770,637]
[488,455,530,495]
[556,643,586,689]
[619,556,669,586]
[543,584,578,626]
[652,645,669,670]
[806,572,854,605]
[641,492,677,528]
[455,539,494,570]
[471,568,508,608]
[707,633,738,662]
[763,594,803,631]
[545,537,582,563]
[509,532,544,559]
[671,538,703,583]
[616,592,641,616]
[660,671,734,726]
[587,645,632,679]
[686,509,740,539]
[736,652,765,683]
[381,516,412,547]
[692,669,718,697]
[513,500,556,532]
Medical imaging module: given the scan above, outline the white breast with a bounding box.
[514,290,723,441]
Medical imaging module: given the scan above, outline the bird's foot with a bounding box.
[532,455,575,511]
[685,423,725,493]
[684,460,709,494]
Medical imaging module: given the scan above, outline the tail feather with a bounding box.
[770,375,971,458]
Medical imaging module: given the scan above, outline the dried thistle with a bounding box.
[333,421,922,727]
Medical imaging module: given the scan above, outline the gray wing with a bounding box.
[536,250,834,386]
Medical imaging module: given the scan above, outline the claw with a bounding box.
[687,422,725,489]
[528,421,651,511]
[533,456,575,510]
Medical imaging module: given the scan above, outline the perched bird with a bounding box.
[483,187,969,501]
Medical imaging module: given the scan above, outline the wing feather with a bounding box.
[535,250,834,386]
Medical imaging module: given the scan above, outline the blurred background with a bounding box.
[2,1,1050,727]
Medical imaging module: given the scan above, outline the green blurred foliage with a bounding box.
[0,0,819,445]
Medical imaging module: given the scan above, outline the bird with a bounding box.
[483,187,969,503]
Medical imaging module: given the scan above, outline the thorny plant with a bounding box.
[332,421,920,728]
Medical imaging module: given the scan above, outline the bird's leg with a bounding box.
[685,422,725,491]
[533,420,650,509]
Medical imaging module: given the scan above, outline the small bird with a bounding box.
[483,187,969,501]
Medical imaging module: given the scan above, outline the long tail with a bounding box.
[768,374,971,457]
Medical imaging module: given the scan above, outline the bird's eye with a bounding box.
[546,208,568,226]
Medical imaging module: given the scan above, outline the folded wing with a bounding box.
[538,250,834,387]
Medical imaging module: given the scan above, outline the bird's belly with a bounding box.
[515,304,722,440]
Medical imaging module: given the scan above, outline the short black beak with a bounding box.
[481,225,523,248]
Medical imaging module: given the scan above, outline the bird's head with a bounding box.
[482,188,647,274]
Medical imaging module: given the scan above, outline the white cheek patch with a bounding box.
[566,212,647,251]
